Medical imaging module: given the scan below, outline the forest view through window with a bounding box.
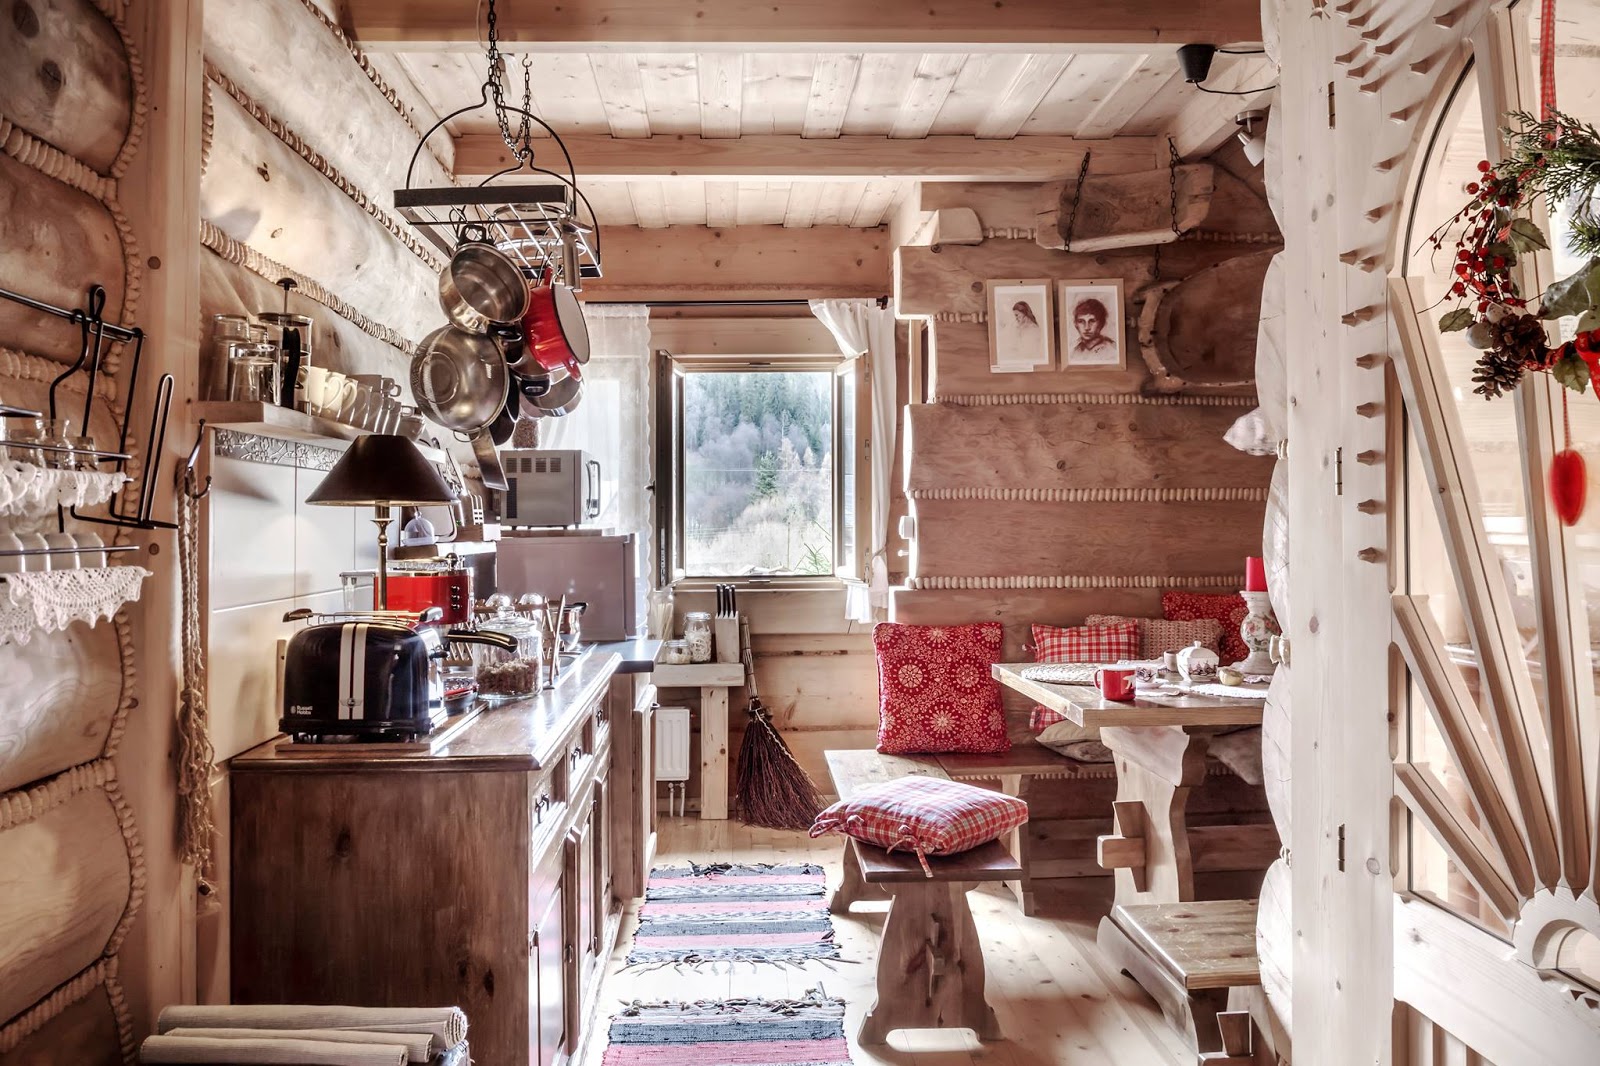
[681,370,834,576]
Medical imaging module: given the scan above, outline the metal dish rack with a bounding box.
[0,282,179,557]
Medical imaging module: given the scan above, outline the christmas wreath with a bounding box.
[1428,110,1600,398]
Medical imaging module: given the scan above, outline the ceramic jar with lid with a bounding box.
[682,611,713,663]
[1176,640,1220,683]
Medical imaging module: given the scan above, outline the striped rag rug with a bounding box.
[601,988,850,1066]
[627,862,841,968]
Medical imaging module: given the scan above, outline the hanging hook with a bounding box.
[181,420,211,500]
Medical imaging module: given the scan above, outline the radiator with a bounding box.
[654,706,691,817]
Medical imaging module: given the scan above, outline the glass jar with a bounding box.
[660,639,691,666]
[682,611,713,663]
[210,314,251,400]
[474,594,543,700]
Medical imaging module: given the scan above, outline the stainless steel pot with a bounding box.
[410,325,510,490]
[438,229,530,335]
[529,364,583,418]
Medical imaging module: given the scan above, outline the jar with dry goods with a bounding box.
[682,611,713,663]
[474,594,543,700]
[660,639,691,666]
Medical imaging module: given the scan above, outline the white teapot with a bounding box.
[1176,640,1220,683]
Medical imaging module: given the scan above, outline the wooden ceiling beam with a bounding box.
[1163,56,1277,160]
[343,0,1262,51]
[579,224,890,302]
[453,134,1160,180]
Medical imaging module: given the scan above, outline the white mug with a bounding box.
[294,364,330,414]
[0,532,24,574]
[44,531,79,569]
[17,532,51,571]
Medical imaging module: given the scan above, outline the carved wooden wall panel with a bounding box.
[0,0,133,173]
[0,625,125,795]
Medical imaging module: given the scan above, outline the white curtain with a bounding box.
[810,298,897,623]
[538,304,653,626]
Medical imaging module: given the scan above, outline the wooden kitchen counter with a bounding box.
[229,645,637,1066]
[232,646,621,774]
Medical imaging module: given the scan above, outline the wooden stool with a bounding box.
[825,750,1021,1046]
[1098,899,1261,1054]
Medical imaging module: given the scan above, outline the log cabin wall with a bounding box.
[888,139,1280,686]
[0,1,166,1061]
[189,0,459,1005]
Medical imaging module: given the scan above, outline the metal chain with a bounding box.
[485,0,517,153]
[515,52,536,161]
[1062,150,1092,252]
[1154,136,1183,280]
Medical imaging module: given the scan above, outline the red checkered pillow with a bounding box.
[1084,614,1224,659]
[1163,591,1248,663]
[874,622,1009,754]
[1031,621,1140,663]
[809,775,1028,875]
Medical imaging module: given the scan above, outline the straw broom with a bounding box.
[733,618,824,830]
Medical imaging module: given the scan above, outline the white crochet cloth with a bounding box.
[0,460,128,519]
[0,565,151,645]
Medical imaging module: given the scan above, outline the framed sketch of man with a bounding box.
[986,279,1054,373]
[1059,280,1125,369]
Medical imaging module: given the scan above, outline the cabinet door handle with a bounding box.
[534,794,551,822]
[570,745,584,766]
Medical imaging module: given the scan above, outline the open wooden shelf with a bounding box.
[193,401,444,463]
[651,661,744,687]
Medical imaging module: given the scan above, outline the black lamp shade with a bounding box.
[305,434,457,507]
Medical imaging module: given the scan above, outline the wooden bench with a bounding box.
[935,740,1119,915]
[824,749,1019,1045]
[1098,899,1261,1056]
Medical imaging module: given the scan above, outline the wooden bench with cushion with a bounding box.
[824,749,1019,1045]
[1099,899,1261,1055]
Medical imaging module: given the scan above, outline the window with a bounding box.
[662,361,861,580]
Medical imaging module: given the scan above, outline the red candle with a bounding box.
[1244,556,1267,592]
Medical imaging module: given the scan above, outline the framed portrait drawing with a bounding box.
[1058,279,1126,370]
[986,279,1055,373]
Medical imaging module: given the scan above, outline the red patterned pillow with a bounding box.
[809,775,1028,875]
[1031,621,1140,664]
[874,622,1009,754]
[1163,591,1248,663]
[1084,614,1224,658]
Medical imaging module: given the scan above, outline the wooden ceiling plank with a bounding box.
[588,54,653,137]
[1020,52,1146,135]
[929,54,1028,135]
[626,180,670,228]
[637,53,704,134]
[840,54,923,135]
[527,54,615,134]
[1163,55,1277,159]
[851,179,902,227]
[394,51,492,136]
[697,52,744,137]
[741,54,818,135]
[663,178,708,225]
[973,54,1073,139]
[802,54,865,138]
[889,54,970,138]
[343,1,1265,50]
[578,182,638,226]
[704,181,739,227]
[783,182,824,228]
[452,133,1158,179]
[1075,56,1180,139]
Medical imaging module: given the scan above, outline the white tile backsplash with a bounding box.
[293,467,358,599]
[208,458,296,610]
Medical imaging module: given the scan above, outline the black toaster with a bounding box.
[280,608,447,741]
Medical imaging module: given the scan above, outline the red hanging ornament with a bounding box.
[1550,447,1586,526]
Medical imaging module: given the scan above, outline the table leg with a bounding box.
[858,881,1001,1046]
[699,685,729,820]
[1097,726,1213,907]
[830,843,888,913]
[996,773,1034,915]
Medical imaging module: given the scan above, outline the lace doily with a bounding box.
[0,566,152,645]
[0,460,129,519]
[1019,663,1098,685]
[1187,682,1272,700]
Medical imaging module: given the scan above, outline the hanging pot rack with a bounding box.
[395,92,602,283]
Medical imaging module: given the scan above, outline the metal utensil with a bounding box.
[410,325,511,490]
[439,226,531,335]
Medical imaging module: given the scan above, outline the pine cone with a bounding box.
[1473,312,1548,397]
[1472,348,1525,396]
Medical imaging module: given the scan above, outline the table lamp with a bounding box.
[306,434,457,609]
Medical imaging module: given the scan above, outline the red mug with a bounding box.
[1095,667,1136,702]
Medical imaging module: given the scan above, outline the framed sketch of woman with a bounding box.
[985,279,1055,373]
[1058,279,1126,370]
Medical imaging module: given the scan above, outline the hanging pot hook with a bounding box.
[181,419,211,500]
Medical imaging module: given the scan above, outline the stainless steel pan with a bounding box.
[439,227,530,335]
[410,325,510,490]
[529,363,584,418]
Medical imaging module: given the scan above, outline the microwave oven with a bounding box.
[493,449,600,528]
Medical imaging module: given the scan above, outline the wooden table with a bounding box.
[992,664,1277,1052]
[652,660,744,819]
